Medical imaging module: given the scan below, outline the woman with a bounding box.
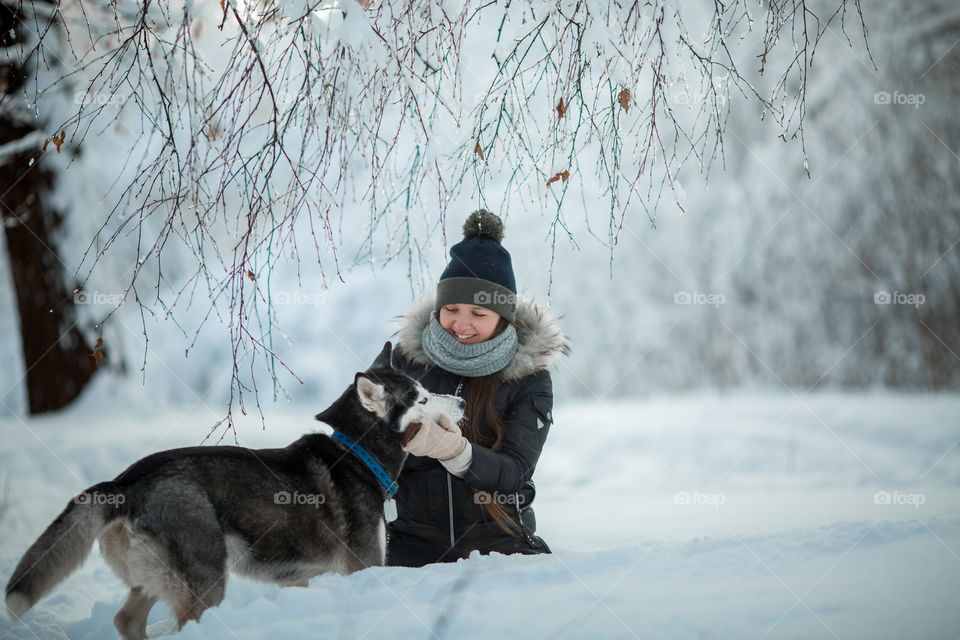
[387,209,568,567]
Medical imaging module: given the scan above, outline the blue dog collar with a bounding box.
[330,430,399,498]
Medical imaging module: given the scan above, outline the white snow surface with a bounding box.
[1,388,958,639]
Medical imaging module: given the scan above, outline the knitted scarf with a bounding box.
[421,316,518,378]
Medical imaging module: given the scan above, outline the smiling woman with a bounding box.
[438,304,502,345]
[387,210,569,567]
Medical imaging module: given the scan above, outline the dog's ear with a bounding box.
[369,342,393,371]
[355,373,388,417]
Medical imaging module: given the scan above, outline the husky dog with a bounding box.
[5,342,462,639]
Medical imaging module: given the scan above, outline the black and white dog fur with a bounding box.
[5,342,462,639]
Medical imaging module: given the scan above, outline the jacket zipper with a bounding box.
[446,473,455,549]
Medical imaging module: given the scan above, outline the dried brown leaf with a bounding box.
[556,98,566,119]
[546,170,570,186]
[617,89,631,112]
[90,337,105,367]
[474,141,485,161]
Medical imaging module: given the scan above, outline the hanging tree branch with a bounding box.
[8,0,870,434]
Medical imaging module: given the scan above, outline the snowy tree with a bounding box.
[0,0,869,425]
[1,0,98,413]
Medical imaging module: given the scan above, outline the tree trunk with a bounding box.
[1,0,99,413]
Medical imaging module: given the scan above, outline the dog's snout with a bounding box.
[443,394,465,412]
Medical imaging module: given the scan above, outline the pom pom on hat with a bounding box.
[462,209,505,243]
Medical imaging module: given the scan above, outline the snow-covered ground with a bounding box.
[1,385,958,639]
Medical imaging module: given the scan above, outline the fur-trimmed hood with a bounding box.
[394,292,569,382]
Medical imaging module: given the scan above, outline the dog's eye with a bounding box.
[418,398,428,405]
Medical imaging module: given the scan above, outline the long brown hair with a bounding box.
[461,320,523,536]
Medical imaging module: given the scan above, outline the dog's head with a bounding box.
[355,342,465,435]
[315,342,464,441]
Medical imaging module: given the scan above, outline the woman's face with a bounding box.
[438,304,502,345]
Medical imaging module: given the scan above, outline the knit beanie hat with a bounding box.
[436,210,517,323]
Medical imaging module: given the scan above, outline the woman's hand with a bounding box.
[401,414,467,461]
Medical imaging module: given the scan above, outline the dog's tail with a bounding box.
[6,481,126,619]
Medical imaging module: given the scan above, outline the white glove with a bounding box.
[401,413,467,461]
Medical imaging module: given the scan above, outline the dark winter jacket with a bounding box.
[387,292,568,563]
